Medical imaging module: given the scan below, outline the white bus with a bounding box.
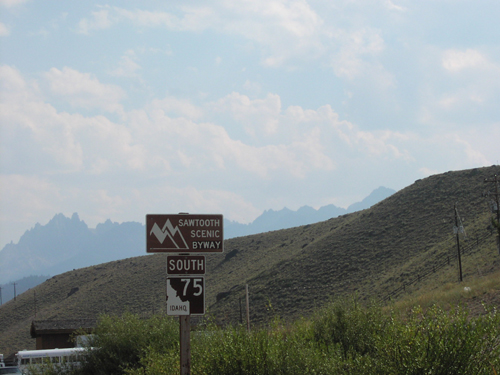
[16,348,87,374]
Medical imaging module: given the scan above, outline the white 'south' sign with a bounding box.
[146,214,224,253]
[167,255,205,275]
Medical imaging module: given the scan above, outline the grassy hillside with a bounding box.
[1,165,499,355]
[204,166,500,323]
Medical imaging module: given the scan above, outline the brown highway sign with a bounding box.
[146,214,223,253]
[167,255,205,275]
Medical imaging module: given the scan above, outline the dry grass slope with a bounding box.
[1,165,499,355]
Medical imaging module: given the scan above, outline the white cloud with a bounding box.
[212,92,281,136]
[448,134,490,167]
[402,130,493,179]
[44,67,125,113]
[0,65,27,92]
[0,175,62,214]
[384,0,406,12]
[4,65,487,186]
[112,6,218,31]
[418,167,438,178]
[77,8,113,35]
[1,66,145,173]
[0,67,84,171]
[111,50,142,78]
[221,0,322,38]
[0,175,63,247]
[416,46,500,126]
[0,69,337,181]
[150,96,204,120]
[2,58,499,249]
[0,22,10,36]
[219,0,324,65]
[331,28,387,80]
[0,0,28,7]
[242,80,262,96]
[442,49,488,72]
[75,2,324,66]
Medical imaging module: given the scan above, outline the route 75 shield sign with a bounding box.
[166,276,205,315]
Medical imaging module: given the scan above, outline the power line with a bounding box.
[382,229,494,302]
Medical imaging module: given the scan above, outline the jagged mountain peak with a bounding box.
[0,187,395,285]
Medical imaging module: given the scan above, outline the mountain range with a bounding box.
[0,166,499,354]
[0,186,394,290]
[224,186,395,237]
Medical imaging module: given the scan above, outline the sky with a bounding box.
[1,0,499,250]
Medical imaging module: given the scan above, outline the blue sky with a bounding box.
[1,0,499,249]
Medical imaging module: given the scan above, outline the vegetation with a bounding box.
[34,296,500,375]
[2,166,500,354]
[77,313,178,375]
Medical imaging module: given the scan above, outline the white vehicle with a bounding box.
[0,367,22,374]
[16,348,87,374]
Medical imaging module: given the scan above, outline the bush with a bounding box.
[41,302,500,375]
[310,298,500,374]
[191,320,332,375]
[311,296,385,360]
[378,304,500,375]
[77,313,178,375]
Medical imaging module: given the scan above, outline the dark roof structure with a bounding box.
[30,319,97,338]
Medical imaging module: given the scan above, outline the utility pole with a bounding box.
[454,204,463,282]
[484,174,500,254]
[12,282,17,301]
[245,284,250,332]
[0,286,2,305]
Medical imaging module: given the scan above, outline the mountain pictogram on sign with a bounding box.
[150,219,189,250]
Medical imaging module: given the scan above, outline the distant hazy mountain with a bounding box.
[224,186,395,238]
[0,186,394,290]
[0,213,144,285]
[0,275,49,304]
[345,186,396,213]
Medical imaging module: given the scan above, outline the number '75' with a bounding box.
[181,278,203,296]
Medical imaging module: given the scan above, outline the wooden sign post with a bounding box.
[180,316,191,375]
[146,213,224,375]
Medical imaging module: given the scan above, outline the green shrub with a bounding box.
[378,304,500,375]
[43,301,500,375]
[191,320,332,375]
[311,296,385,360]
[310,298,500,374]
[77,313,178,375]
